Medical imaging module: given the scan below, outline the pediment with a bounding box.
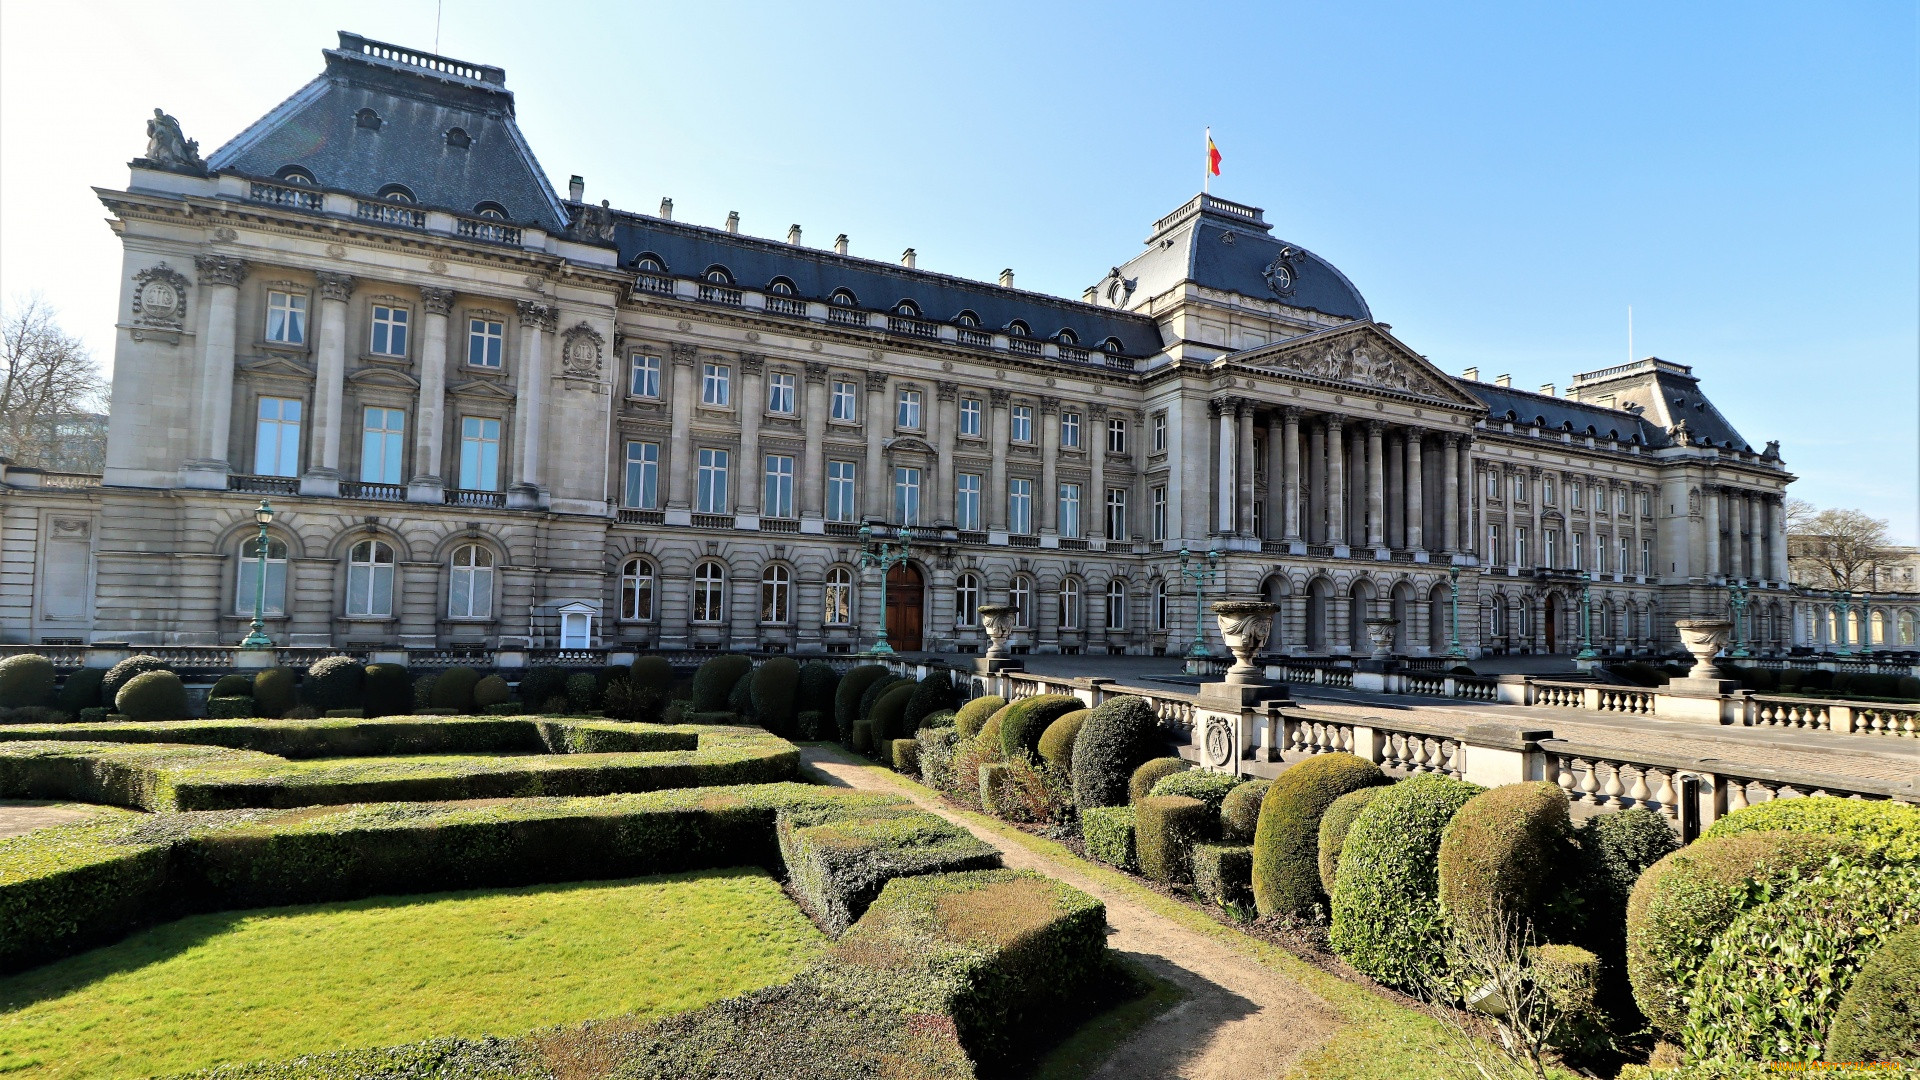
[448,378,517,401]
[347,367,421,391]
[885,435,937,455]
[1231,323,1482,409]
[239,355,315,379]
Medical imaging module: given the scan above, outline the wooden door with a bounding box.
[1545,595,1561,653]
[886,563,924,652]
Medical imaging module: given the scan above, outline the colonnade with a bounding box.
[1705,485,1790,583]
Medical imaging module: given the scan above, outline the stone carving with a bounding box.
[1102,266,1137,307]
[1674,617,1733,679]
[989,388,1011,407]
[978,604,1018,659]
[865,371,889,392]
[316,271,355,303]
[1212,600,1277,682]
[670,342,697,366]
[1363,617,1399,661]
[131,263,192,330]
[1257,338,1450,400]
[1202,715,1237,769]
[420,287,455,316]
[1668,419,1694,446]
[559,322,604,378]
[804,361,829,384]
[515,300,557,333]
[569,199,616,242]
[140,108,205,173]
[1262,247,1302,297]
[936,381,957,402]
[737,352,764,375]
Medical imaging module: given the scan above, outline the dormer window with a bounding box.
[894,300,920,317]
[1008,321,1030,337]
[445,127,472,149]
[356,108,383,131]
[634,254,666,273]
[1102,337,1124,354]
[703,266,734,285]
[378,184,415,204]
[955,311,979,327]
[473,202,508,220]
[768,279,796,296]
[830,289,857,307]
[276,166,316,186]
[1056,329,1078,345]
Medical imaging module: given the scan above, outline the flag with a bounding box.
[1207,130,1222,176]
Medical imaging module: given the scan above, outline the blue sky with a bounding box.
[3,1,1914,539]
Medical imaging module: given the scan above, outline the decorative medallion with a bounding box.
[523,274,545,290]
[212,226,238,242]
[941,360,954,372]
[428,259,449,275]
[745,331,760,343]
[1203,719,1235,770]
[1045,377,1056,387]
[1262,247,1302,297]
[676,320,692,332]
[560,322,605,379]
[325,243,347,259]
[130,262,192,337]
[809,340,824,352]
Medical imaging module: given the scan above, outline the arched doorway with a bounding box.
[1348,579,1376,654]
[1390,581,1415,653]
[885,562,925,652]
[1545,592,1562,653]
[1306,577,1333,652]
[1428,583,1450,652]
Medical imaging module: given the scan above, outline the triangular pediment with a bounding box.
[239,354,315,379]
[347,367,421,390]
[1229,322,1482,409]
[448,378,517,401]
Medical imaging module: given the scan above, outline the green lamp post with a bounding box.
[858,522,912,655]
[1832,589,1854,657]
[1446,563,1469,660]
[1576,579,1599,661]
[1177,546,1223,659]
[239,499,276,650]
[1727,582,1752,659]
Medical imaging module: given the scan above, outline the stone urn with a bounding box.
[1674,616,1733,679]
[1212,600,1278,683]
[977,604,1018,660]
[1363,617,1400,661]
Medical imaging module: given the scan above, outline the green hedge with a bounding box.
[999,694,1082,760]
[0,655,57,709]
[630,655,673,694]
[856,675,905,734]
[904,669,958,730]
[1328,773,1484,989]
[750,657,801,737]
[890,738,918,774]
[514,666,569,712]
[1137,795,1210,883]
[472,674,511,709]
[101,655,169,704]
[1036,709,1090,772]
[777,804,1001,934]
[1575,807,1680,1016]
[206,696,253,719]
[953,695,1005,740]
[116,670,187,721]
[1825,923,1920,1066]
[301,656,364,711]
[1317,785,1386,895]
[1128,756,1185,803]
[254,667,297,718]
[916,727,959,790]
[1070,696,1162,810]
[429,666,480,712]
[362,664,411,718]
[869,680,919,747]
[204,672,250,702]
[835,666,891,742]
[1437,781,1578,941]
[56,668,105,716]
[795,709,828,741]
[796,661,839,717]
[1220,778,1270,844]
[1149,769,1240,821]
[1252,752,1387,919]
[0,714,698,759]
[1192,842,1254,908]
[1701,795,1920,863]
[1081,805,1137,871]
[691,654,753,712]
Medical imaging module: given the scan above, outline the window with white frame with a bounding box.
[1572,531,1584,571]
[955,473,981,530]
[693,561,725,622]
[701,363,731,407]
[958,397,982,437]
[696,449,730,513]
[1151,412,1167,453]
[1638,492,1651,517]
[629,354,661,397]
[766,371,795,415]
[1058,483,1081,538]
[346,539,395,617]
[236,536,288,615]
[1106,488,1128,540]
[1620,537,1631,575]
[1107,417,1128,454]
[763,455,795,518]
[1514,474,1528,502]
[624,442,659,509]
[1543,476,1557,505]
[1544,530,1559,568]
[824,567,854,625]
[1487,470,1500,499]
[1491,600,1507,637]
[896,388,922,429]
[1010,575,1032,628]
[955,573,980,627]
[1008,478,1033,534]
[467,318,504,368]
[1010,404,1033,443]
[1152,486,1168,540]
[1490,524,1503,564]
[255,397,302,477]
[620,557,654,620]
[761,565,791,623]
[1105,579,1126,630]
[1153,578,1168,631]
[448,544,494,619]
[1641,539,1653,576]
[1617,489,1628,516]
[458,417,501,491]
[1059,578,1081,629]
[827,461,857,522]
[266,291,307,345]
[1517,527,1530,567]
[830,380,857,421]
[1571,481,1583,509]
[1060,411,1080,448]
[370,304,409,357]
[359,407,405,484]
[894,466,922,525]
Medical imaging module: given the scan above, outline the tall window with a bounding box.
[894,466,922,525]
[1516,527,1530,568]
[266,291,307,345]
[359,407,405,484]
[1487,471,1500,499]
[459,417,501,490]
[1058,483,1081,538]
[764,455,795,518]
[1059,578,1081,629]
[767,372,795,414]
[1106,488,1128,540]
[830,380,857,421]
[693,561,725,622]
[1620,537,1631,576]
[255,397,302,477]
[1010,575,1032,628]
[370,304,409,356]
[1543,476,1557,505]
[696,449,730,513]
[824,567,853,625]
[1151,413,1167,453]
[896,389,922,429]
[1107,417,1129,454]
[624,442,659,508]
[827,461,857,522]
[1570,482,1584,509]
[1638,492,1651,517]
[1008,478,1033,534]
[629,354,660,397]
[1543,530,1559,569]
[1572,531,1585,571]
[1514,474,1527,502]
[1617,489,1628,516]
[467,318,503,368]
[955,574,980,627]
[701,363,731,406]
[1010,404,1033,443]
[620,557,655,620]
[345,539,395,617]
[236,536,288,615]
[1491,600,1507,638]
[448,544,493,619]
[1105,579,1126,631]
[761,565,791,623]
[1641,539,1653,577]
[1489,524,1503,565]
[1153,579,1168,631]
[1152,486,1168,540]
[1060,411,1080,448]
[959,397,982,437]
[955,473,982,530]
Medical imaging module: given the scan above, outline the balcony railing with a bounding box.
[342,480,406,502]
[956,328,993,348]
[691,513,732,529]
[456,217,521,245]
[1059,345,1089,363]
[617,507,665,525]
[229,474,299,494]
[761,517,801,533]
[698,284,742,306]
[445,488,505,508]
[248,181,323,211]
[633,274,674,297]
[1059,537,1089,550]
[765,296,807,317]
[887,316,939,340]
[1009,533,1040,547]
[824,521,861,537]
[957,530,988,544]
[1008,338,1043,358]
[356,200,426,229]
[827,308,868,328]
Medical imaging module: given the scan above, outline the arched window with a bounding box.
[235,536,289,616]
[345,539,395,617]
[1059,578,1082,629]
[1490,599,1507,638]
[955,573,980,627]
[761,565,791,623]
[693,561,726,622]
[276,166,315,186]
[1056,328,1078,345]
[445,127,471,149]
[355,108,382,130]
[1153,579,1169,631]
[955,310,979,327]
[703,266,733,285]
[620,557,655,620]
[377,184,414,203]
[1007,321,1030,338]
[1105,579,1126,631]
[1010,575,1033,629]
[894,300,920,317]
[634,254,666,273]
[473,201,508,219]
[448,544,494,619]
[1871,610,1887,646]
[824,567,854,626]
[768,278,796,296]
[1102,337,1124,355]
[1899,611,1917,647]
[830,289,858,307]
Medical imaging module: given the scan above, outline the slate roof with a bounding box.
[1467,381,1664,444]
[206,33,569,234]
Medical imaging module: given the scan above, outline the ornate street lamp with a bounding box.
[857,523,912,655]
[239,499,276,649]
[1832,589,1854,658]
[1576,579,1599,661]
[1446,563,1469,660]
[1177,546,1223,660]
[1727,582,1752,659]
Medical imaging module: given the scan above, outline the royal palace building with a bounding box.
[1,33,1815,657]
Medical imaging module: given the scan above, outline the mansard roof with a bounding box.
[1467,381,1663,444]
[1470,358,1756,453]
[206,33,569,234]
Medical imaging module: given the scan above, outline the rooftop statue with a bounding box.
[141,108,205,173]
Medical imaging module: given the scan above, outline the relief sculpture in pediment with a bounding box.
[1259,340,1448,400]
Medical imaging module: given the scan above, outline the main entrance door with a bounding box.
[885,563,925,652]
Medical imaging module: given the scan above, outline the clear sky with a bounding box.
[3,1,1914,540]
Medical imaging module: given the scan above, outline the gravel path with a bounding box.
[800,744,1341,1080]
[0,800,111,839]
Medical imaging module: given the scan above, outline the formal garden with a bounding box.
[1,648,1916,1077]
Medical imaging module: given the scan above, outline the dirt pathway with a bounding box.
[0,800,113,839]
[800,744,1341,1080]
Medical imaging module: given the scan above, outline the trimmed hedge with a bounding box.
[1575,807,1680,1013]
[1220,778,1270,844]
[56,667,105,716]
[429,666,481,712]
[472,674,512,709]
[0,654,57,709]
[630,655,673,694]
[920,710,956,729]
[1129,756,1186,803]
[1317,785,1386,895]
[953,695,1005,740]
[1036,709,1090,772]
[749,657,801,737]
[1137,794,1210,883]
[1826,923,1920,1066]
[570,671,603,713]
[1193,842,1254,908]
[1252,752,1388,919]
[869,680,919,746]
[515,667,569,712]
[207,673,255,699]
[1437,781,1578,941]
[890,738,918,774]
[903,669,958,730]
[1328,773,1484,989]
[999,694,1082,760]
[206,696,253,719]
[115,670,188,721]
[254,668,298,718]
[1150,769,1240,821]
[686,654,746,712]
[835,665,892,743]
[101,655,169,705]
[362,663,411,718]
[1082,805,1137,871]
[1702,794,1920,863]
[916,727,959,790]
[778,804,1002,934]
[300,656,364,711]
[795,709,828,741]
[796,661,839,717]
[856,675,905,734]
[1070,695,1162,810]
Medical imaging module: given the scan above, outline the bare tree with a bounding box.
[0,297,106,471]
[1789,505,1893,591]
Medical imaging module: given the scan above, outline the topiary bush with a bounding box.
[515,667,569,713]
[868,680,919,748]
[953,695,1005,740]
[903,669,958,730]
[1070,696,1162,810]
[411,673,437,710]
[472,674,512,709]
[56,667,105,716]
[1220,778,1270,844]
[629,655,674,695]
[208,673,254,700]
[917,726,959,790]
[751,656,801,737]
[253,667,297,718]
[692,654,753,712]
[115,670,188,721]
[795,709,828,741]
[726,666,754,721]
[796,661,839,717]
[1702,795,1920,863]
[565,671,601,713]
[1328,773,1484,989]
[1825,923,1920,1066]
[1129,756,1186,804]
[205,696,253,719]
[1150,769,1240,822]
[1082,805,1137,871]
[430,666,481,713]
[856,675,904,736]
[0,654,57,709]
[1252,752,1389,920]
[1000,694,1083,761]
[850,715,876,756]
[362,663,412,718]
[890,738,919,775]
[834,665,891,743]
[1036,709,1089,773]
[603,677,668,724]
[1137,795,1210,884]
[947,733,1001,810]
[1317,785,1387,895]
[919,710,956,729]
[299,656,364,711]
[1574,806,1680,1015]
[102,655,169,705]
[1437,782,1579,942]
[1192,843,1255,908]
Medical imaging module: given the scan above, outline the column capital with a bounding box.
[738,351,764,374]
[1039,396,1061,416]
[864,370,889,393]
[515,299,557,331]
[804,360,829,384]
[989,388,1012,407]
[936,380,958,402]
[193,254,250,289]
[1088,402,1109,419]
[1365,419,1385,436]
[1324,413,1344,431]
[1281,404,1303,421]
[1209,395,1239,418]
[314,270,355,302]
[1443,431,1462,448]
[670,341,697,367]
[420,286,455,315]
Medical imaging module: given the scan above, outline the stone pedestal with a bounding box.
[974,656,1023,675]
[233,649,276,670]
[1195,679,1292,710]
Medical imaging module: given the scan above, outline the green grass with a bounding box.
[1024,957,1183,1080]
[0,868,827,1080]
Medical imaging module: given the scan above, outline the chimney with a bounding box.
[1539,383,1557,396]
[568,175,584,202]
[1494,373,1512,387]
[998,268,1015,288]
[787,224,802,245]
[1462,366,1479,381]
[724,211,740,234]
[834,233,849,255]
[901,248,917,268]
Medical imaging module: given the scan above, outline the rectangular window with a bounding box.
[955,472,982,530]
[254,397,302,477]
[767,372,795,414]
[467,318,504,368]
[1620,537,1631,575]
[1487,471,1500,499]
[1107,418,1128,454]
[1152,485,1168,540]
[1060,411,1080,448]
[1572,531,1584,571]
[1058,483,1081,538]
[764,454,795,518]
[1642,539,1654,576]
[359,406,405,484]
[265,291,307,345]
[701,363,731,407]
[1543,477,1557,505]
[1490,524,1503,564]
[1517,527,1530,568]
[1008,478,1033,535]
[1514,474,1527,502]
[1571,481,1583,509]
[958,397,982,437]
[1617,489,1628,516]
[370,304,409,357]
[827,461,857,522]
[458,416,501,491]
[1106,488,1128,540]
[624,441,659,508]
[1544,530,1558,568]
[1151,413,1167,453]
[629,354,660,397]
[1639,492,1651,517]
[830,380,857,421]
[896,388,922,429]
[696,448,730,512]
[894,466,922,525]
[1011,404,1033,443]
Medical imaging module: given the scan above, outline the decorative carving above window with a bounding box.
[130,262,195,343]
[560,321,605,379]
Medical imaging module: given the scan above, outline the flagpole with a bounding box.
[1203,127,1211,195]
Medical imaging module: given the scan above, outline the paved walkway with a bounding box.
[801,744,1340,1080]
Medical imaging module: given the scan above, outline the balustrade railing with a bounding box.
[690,513,732,529]
[228,474,299,495]
[827,308,868,328]
[0,644,86,669]
[529,648,607,666]
[341,480,405,502]
[887,316,939,339]
[765,296,807,317]
[249,181,324,211]
[956,328,992,348]
[456,217,521,245]
[356,200,426,229]
[445,488,505,508]
[1008,338,1043,358]
[1595,686,1657,715]
[633,274,674,297]
[761,517,801,533]
[1746,695,1917,737]
[617,508,665,525]
[698,284,742,306]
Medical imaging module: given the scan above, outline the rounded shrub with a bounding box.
[300,655,364,711]
[208,673,254,699]
[362,663,412,717]
[869,680,919,746]
[1626,830,1861,1036]
[856,674,904,733]
[1036,709,1090,772]
[1826,923,1920,1066]
[102,655,169,704]
[919,709,957,729]
[1137,794,1212,884]
[410,673,437,710]
[850,715,876,755]
[1252,752,1390,920]
[56,667,105,716]
[727,668,755,719]
[1328,773,1485,989]
[558,671,598,712]
[429,665,481,712]
[795,709,828,741]
[1129,756,1187,804]
[750,656,801,736]
[253,667,297,718]
[1574,807,1680,985]
[0,654,57,708]
[1000,694,1083,760]
[796,660,839,716]
[1437,782,1579,941]
[1150,770,1240,823]
[1316,784,1387,893]
[904,669,958,729]
[1703,795,1920,863]
[115,669,188,721]
[916,726,959,789]
[473,674,512,708]
[953,695,1006,740]
[629,655,673,695]
[691,653,753,711]
[1221,778,1271,844]
[1070,695,1162,810]
[973,710,1007,758]
[515,667,569,713]
[890,738,919,775]
[834,665,891,743]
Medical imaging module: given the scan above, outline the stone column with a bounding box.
[510,300,553,508]
[1089,403,1109,539]
[1441,434,1460,553]
[1325,417,1346,545]
[1461,437,1477,556]
[186,255,248,485]
[1630,485,1646,578]
[1280,406,1302,541]
[1702,484,1721,579]
[1385,430,1404,547]
[1365,421,1386,548]
[1214,398,1236,534]
[1040,396,1062,533]
[1770,496,1790,582]
[736,353,764,514]
[1748,493,1766,582]
[666,343,696,510]
[1236,401,1256,538]
[988,389,1010,530]
[1406,432,1425,551]
[801,362,827,521]
[408,286,452,502]
[863,371,888,518]
[301,270,353,496]
[934,381,957,527]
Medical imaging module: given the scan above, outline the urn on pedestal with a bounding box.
[1212,600,1278,684]
[1363,617,1400,662]
[1674,617,1734,680]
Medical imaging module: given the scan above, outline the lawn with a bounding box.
[0,868,827,1080]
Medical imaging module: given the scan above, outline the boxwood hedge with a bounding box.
[903,669,958,730]
[1328,773,1484,989]
[1825,923,1920,1066]
[1252,752,1387,919]
[751,656,801,737]
[998,694,1082,760]
[1149,769,1240,821]
[796,661,839,717]
[1036,708,1089,772]
[835,666,892,742]
[916,727,959,790]
[1070,696,1162,810]
[1437,781,1578,942]
[101,654,169,704]
[1192,842,1254,908]
[1701,795,1920,863]
[1136,794,1210,884]
[869,680,920,746]
[254,667,298,718]
[692,654,753,712]
[1316,785,1386,895]
[0,654,57,708]
[1220,778,1269,844]
[56,667,105,716]
[953,695,1005,740]
[115,670,188,721]
[1081,804,1137,872]
[778,805,1001,934]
